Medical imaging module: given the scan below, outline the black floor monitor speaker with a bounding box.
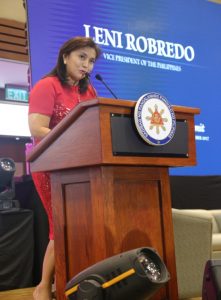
[202,260,221,300]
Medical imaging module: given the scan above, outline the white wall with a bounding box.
[0,0,29,177]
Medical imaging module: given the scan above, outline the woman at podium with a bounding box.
[28,36,101,300]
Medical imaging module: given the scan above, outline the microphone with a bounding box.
[95,74,118,99]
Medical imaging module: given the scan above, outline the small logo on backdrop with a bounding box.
[134,92,176,146]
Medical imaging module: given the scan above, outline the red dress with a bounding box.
[29,76,97,240]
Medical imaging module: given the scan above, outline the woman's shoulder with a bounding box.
[33,76,60,88]
[30,76,64,97]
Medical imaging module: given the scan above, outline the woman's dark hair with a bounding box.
[46,36,101,93]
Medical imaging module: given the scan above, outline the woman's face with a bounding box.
[64,47,96,85]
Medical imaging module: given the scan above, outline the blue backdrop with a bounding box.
[26,0,221,175]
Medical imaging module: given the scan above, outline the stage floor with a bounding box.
[0,287,202,300]
[0,287,34,300]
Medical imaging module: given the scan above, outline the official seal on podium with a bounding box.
[134,92,176,146]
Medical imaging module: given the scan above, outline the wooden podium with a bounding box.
[28,98,200,300]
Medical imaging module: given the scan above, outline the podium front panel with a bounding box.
[52,165,178,300]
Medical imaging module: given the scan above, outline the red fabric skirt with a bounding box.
[32,171,54,240]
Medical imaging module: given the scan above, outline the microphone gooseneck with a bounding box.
[95,74,118,99]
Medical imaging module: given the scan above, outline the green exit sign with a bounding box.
[5,84,29,103]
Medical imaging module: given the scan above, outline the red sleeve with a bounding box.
[28,77,56,116]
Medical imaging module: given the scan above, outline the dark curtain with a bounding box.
[15,176,49,285]
[0,209,33,290]
[170,176,221,210]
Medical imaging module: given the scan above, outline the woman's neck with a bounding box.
[67,77,78,86]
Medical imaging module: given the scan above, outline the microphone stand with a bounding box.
[95,74,118,99]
